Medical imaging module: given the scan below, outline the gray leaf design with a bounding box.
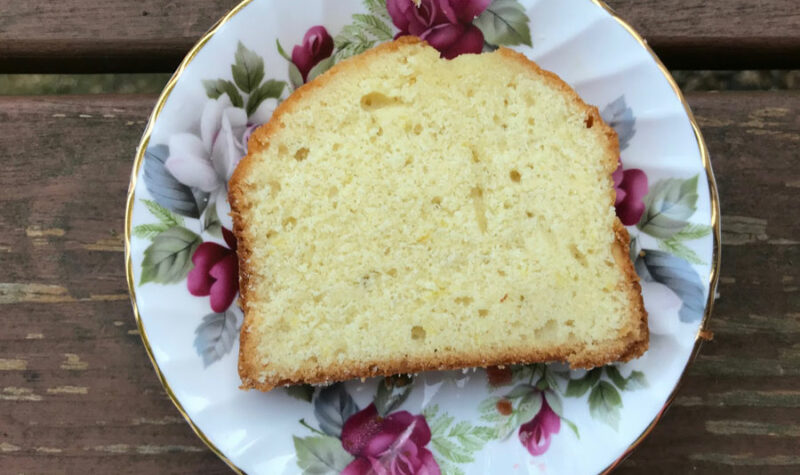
[314,383,359,438]
[293,435,353,474]
[636,249,705,322]
[374,375,414,416]
[194,309,240,367]
[601,96,636,150]
[232,42,265,94]
[638,175,699,239]
[143,144,208,218]
[139,226,202,285]
[474,0,533,47]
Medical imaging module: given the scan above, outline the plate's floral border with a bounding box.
[132,1,712,473]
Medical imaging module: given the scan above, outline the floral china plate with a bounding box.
[125,0,720,473]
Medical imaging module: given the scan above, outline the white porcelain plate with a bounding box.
[125,1,720,473]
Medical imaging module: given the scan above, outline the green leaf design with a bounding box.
[504,384,534,399]
[670,223,712,241]
[202,79,244,108]
[516,390,543,423]
[477,396,516,439]
[432,436,473,464]
[276,39,291,61]
[638,175,699,239]
[286,384,315,403]
[565,368,602,397]
[543,366,559,390]
[288,62,305,90]
[423,404,440,421]
[353,13,393,40]
[427,405,494,466]
[307,56,335,83]
[365,0,391,22]
[588,381,623,430]
[373,375,414,416]
[565,378,591,397]
[448,422,494,452]
[142,199,183,228]
[426,405,455,438]
[606,366,647,391]
[625,370,648,390]
[561,417,580,438]
[658,238,705,265]
[543,389,580,438]
[605,366,628,390]
[246,79,286,116]
[439,461,466,475]
[232,42,265,93]
[334,10,393,61]
[543,389,562,416]
[657,222,711,265]
[293,435,353,474]
[276,39,306,89]
[139,227,202,285]
[474,0,533,47]
[510,364,535,385]
[202,201,222,238]
[132,223,171,239]
[194,310,239,367]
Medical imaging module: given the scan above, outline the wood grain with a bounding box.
[0,91,798,473]
[605,0,800,69]
[0,0,798,73]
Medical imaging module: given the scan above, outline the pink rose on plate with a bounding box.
[518,395,561,456]
[187,227,238,313]
[292,26,334,82]
[613,160,649,226]
[341,403,440,475]
[387,0,490,59]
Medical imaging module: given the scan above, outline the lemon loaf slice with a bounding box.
[230,37,647,391]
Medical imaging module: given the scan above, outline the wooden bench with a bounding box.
[1,1,798,473]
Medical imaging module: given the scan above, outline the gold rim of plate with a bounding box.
[124,1,721,473]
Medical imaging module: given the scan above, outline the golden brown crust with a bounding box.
[230,37,648,392]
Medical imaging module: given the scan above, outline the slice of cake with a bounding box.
[230,37,648,391]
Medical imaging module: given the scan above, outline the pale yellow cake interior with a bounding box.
[233,40,644,387]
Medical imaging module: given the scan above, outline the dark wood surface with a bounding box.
[1,0,799,472]
[0,0,798,72]
[0,91,798,473]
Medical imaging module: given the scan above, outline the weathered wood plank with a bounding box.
[0,95,229,473]
[617,91,800,474]
[606,0,800,69]
[0,0,798,72]
[0,91,798,473]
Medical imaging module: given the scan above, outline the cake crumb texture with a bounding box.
[230,37,648,391]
